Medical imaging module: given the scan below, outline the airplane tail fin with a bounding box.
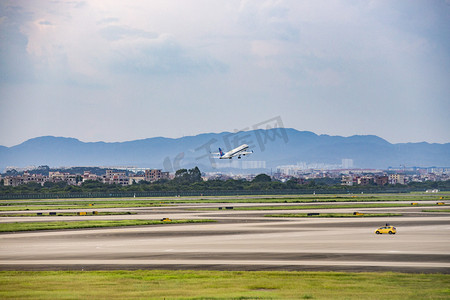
[219,148,224,157]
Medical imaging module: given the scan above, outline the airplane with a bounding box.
[212,144,253,159]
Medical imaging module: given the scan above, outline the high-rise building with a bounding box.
[341,159,354,169]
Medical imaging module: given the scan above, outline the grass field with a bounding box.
[0,202,170,211]
[0,219,214,232]
[0,270,448,299]
[423,209,450,213]
[0,211,137,217]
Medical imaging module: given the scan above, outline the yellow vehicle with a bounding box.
[375,226,396,234]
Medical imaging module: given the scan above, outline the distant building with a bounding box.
[241,161,267,169]
[358,176,374,186]
[389,174,406,185]
[3,176,24,187]
[375,175,389,186]
[49,171,77,185]
[3,172,48,186]
[341,175,353,186]
[26,173,47,185]
[129,175,145,185]
[145,169,169,182]
[341,159,354,169]
[82,171,99,182]
[104,170,129,186]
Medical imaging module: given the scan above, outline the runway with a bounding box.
[1,203,449,273]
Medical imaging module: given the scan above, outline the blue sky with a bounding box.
[1,0,449,147]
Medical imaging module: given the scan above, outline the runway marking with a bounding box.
[1,260,450,269]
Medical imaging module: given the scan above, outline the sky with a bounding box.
[1,0,449,147]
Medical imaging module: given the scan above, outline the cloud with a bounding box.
[0,0,448,146]
[38,20,52,25]
[96,22,227,76]
[238,0,299,41]
[1,1,228,86]
[0,5,35,83]
[96,17,120,25]
[99,25,158,41]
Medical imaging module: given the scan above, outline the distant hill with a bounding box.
[0,129,449,172]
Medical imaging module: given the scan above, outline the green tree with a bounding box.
[252,174,271,183]
[43,181,67,189]
[189,167,202,183]
[173,167,202,184]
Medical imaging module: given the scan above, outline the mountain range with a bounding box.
[0,129,449,172]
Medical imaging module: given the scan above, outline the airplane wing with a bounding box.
[239,151,253,155]
[210,152,222,159]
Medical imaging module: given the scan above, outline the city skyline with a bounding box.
[1,1,449,147]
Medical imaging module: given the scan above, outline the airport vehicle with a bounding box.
[375,226,396,234]
[212,144,253,159]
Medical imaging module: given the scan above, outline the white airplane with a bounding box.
[212,144,253,159]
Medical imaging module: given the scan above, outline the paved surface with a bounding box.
[1,202,449,273]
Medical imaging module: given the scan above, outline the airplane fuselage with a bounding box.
[219,144,250,159]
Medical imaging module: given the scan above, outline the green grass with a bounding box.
[422,209,450,213]
[0,270,448,299]
[0,199,171,206]
[0,211,137,217]
[265,213,403,218]
[0,202,170,211]
[0,219,215,232]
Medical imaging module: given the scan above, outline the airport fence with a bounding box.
[0,188,426,200]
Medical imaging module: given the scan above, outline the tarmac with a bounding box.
[1,201,449,273]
